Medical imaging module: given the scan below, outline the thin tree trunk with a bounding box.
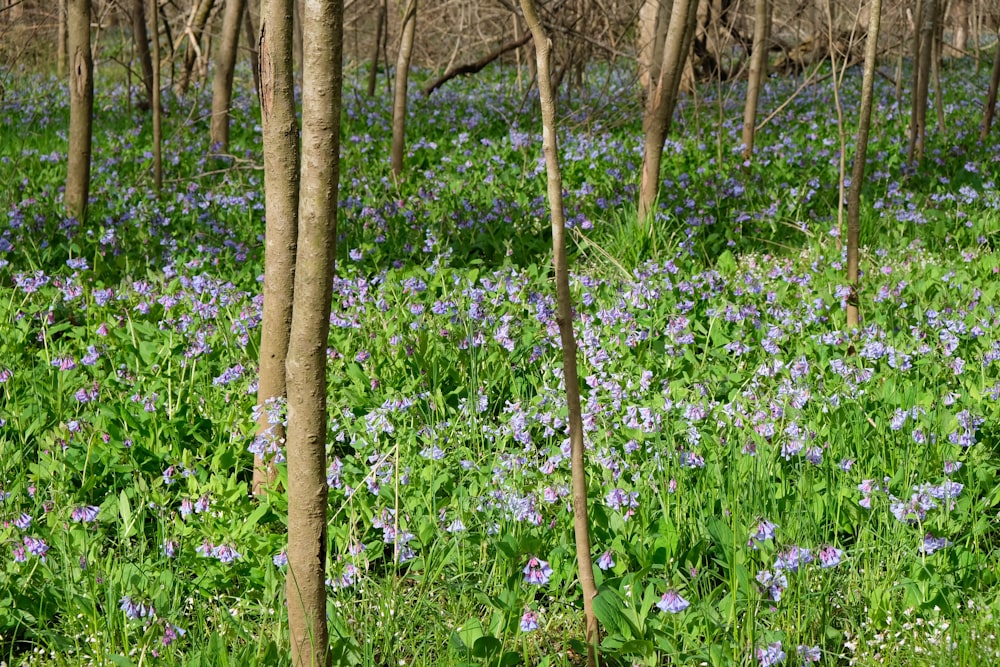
[741,0,769,160]
[132,0,154,110]
[982,30,1000,139]
[58,0,69,78]
[390,0,417,179]
[366,0,386,97]
[846,0,882,332]
[211,0,248,151]
[66,0,94,223]
[638,0,694,224]
[293,0,303,81]
[907,0,924,161]
[244,0,261,102]
[517,3,599,665]
[285,0,343,662]
[175,0,216,95]
[909,0,935,164]
[638,0,671,94]
[151,0,162,190]
[255,0,300,495]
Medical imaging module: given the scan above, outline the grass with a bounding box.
[0,55,999,666]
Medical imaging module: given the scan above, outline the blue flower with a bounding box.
[597,550,615,571]
[519,609,539,632]
[656,590,690,613]
[523,556,552,585]
[756,641,786,666]
[71,505,100,523]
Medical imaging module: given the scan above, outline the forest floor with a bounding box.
[1,55,1000,666]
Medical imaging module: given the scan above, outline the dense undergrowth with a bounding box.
[1,53,1000,666]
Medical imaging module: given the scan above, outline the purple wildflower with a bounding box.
[520,609,539,632]
[523,556,553,585]
[656,590,690,613]
[71,505,100,523]
[797,645,821,663]
[817,545,843,568]
[756,641,786,666]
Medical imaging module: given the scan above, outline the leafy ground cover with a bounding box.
[1,56,1000,666]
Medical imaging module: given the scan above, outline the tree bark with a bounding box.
[846,0,881,332]
[638,0,671,94]
[637,0,694,224]
[390,0,417,179]
[909,0,935,164]
[518,1,599,665]
[131,0,155,110]
[285,0,343,662]
[151,0,162,190]
[66,0,94,224]
[58,0,69,78]
[741,0,769,160]
[366,0,386,97]
[982,29,1000,139]
[211,0,248,151]
[255,0,300,495]
[244,0,261,102]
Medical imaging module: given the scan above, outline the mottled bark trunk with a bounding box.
[366,0,386,97]
[390,0,417,179]
[66,0,94,223]
[982,29,1000,139]
[517,3,599,665]
[211,0,248,151]
[285,0,343,662]
[741,0,769,160]
[638,0,694,224]
[132,0,154,110]
[255,0,300,495]
[846,0,881,332]
[150,0,162,190]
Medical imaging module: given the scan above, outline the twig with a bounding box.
[423,33,532,96]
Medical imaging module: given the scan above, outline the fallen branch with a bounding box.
[422,33,532,96]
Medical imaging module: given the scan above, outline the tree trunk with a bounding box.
[982,29,1000,139]
[637,0,694,224]
[285,0,343,662]
[741,0,769,160]
[244,0,261,102]
[909,0,935,164]
[174,0,216,95]
[211,0,248,151]
[366,0,386,97]
[255,0,300,495]
[390,0,417,179]
[151,0,162,190]
[58,0,69,78]
[517,4,599,666]
[846,0,882,332]
[132,0,155,110]
[293,0,303,81]
[951,0,969,57]
[638,0,671,94]
[66,0,94,224]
